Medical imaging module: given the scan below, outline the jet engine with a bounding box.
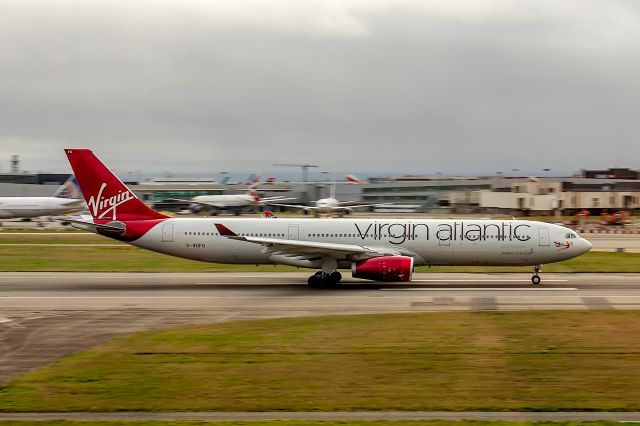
[351,256,414,282]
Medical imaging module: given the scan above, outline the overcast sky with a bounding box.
[1,0,639,177]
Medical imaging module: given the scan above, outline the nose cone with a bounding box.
[580,237,592,254]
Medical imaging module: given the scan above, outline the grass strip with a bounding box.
[0,421,629,426]
[0,421,630,426]
[3,312,640,411]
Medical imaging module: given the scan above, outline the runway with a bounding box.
[1,271,640,384]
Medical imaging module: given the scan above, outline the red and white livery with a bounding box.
[65,149,592,286]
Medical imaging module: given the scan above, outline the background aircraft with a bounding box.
[182,177,295,216]
[273,175,380,217]
[0,175,85,219]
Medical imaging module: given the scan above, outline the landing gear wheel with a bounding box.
[308,274,321,287]
[531,264,542,285]
[308,271,342,287]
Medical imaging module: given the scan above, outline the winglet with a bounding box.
[215,223,238,237]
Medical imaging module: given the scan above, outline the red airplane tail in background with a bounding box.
[65,149,167,222]
[345,175,363,184]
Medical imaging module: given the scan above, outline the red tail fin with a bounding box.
[65,149,167,221]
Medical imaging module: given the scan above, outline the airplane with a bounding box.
[600,210,628,226]
[0,175,85,219]
[273,175,379,217]
[63,149,592,287]
[182,178,295,216]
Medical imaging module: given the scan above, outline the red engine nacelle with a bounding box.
[351,256,414,282]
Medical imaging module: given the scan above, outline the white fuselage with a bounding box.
[192,194,255,209]
[0,197,86,219]
[314,198,343,213]
[127,218,591,269]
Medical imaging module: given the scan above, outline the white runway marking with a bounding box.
[381,288,578,291]
[0,317,13,323]
[195,276,297,283]
[412,279,569,282]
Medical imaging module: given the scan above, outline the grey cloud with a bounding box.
[1,0,639,175]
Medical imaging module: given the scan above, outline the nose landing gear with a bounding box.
[531,264,542,285]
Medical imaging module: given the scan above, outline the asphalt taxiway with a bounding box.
[2,271,640,384]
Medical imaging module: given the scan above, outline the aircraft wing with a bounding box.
[168,198,198,204]
[169,198,225,208]
[256,196,298,205]
[269,203,314,210]
[215,223,400,260]
[269,203,381,211]
[336,203,379,209]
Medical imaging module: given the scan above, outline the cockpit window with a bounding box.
[566,233,577,239]
[565,233,572,238]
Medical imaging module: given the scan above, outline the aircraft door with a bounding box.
[161,222,174,242]
[538,227,550,247]
[288,225,299,240]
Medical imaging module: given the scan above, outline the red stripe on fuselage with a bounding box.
[94,218,167,242]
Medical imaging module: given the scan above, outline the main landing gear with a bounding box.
[308,271,342,287]
[308,256,342,287]
[531,264,542,285]
[307,271,342,287]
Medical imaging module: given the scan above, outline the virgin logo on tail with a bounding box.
[88,182,135,220]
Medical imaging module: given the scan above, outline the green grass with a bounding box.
[424,251,640,273]
[3,311,640,412]
[0,244,639,272]
[0,245,300,272]
[0,234,121,245]
[0,422,630,426]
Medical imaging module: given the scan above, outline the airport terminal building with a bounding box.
[1,168,638,216]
